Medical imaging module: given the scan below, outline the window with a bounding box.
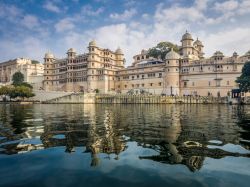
[184,82,187,87]
[150,83,153,86]
[208,81,211,86]
[142,84,144,87]
[159,82,162,86]
[216,80,221,87]
[227,81,229,85]
[192,82,195,86]
[159,73,162,77]
[125,85,127,88]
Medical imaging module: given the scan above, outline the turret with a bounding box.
[180,31,194,57]
[43,52,55,91]
[165,48,180,95]
[67,48,76,58]
[89,40,97,53]
[44,52,54,63]
[193,38,204,58]
[115,47,125,67]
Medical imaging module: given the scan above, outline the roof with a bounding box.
[89,40,97,46]
[115,47,123,54]
[181,31,193,41]
[67,48,76,53]
[213,51,224,57]
[44,52,54,59]
[165,48,180,60]
[194,38,203,46]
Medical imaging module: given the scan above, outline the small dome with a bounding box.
[165,48,180,60]
[115,47,123,54]
[67,48,76,53]
[141,49,148,55]
[194,38,203,47]
[44,52,54,59]
[89,40,97,46]
[233,52,238,56]
[213,51,224,57]
[181,31,193,41]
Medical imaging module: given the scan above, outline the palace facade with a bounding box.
[43,32,250,97]
[0,58,44,89]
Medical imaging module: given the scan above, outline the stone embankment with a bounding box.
[43,93,232,104]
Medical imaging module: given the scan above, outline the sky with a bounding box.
[0,0,250,66]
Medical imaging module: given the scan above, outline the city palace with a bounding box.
[43,31,250,97]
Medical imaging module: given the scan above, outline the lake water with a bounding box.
[0,104,250,187]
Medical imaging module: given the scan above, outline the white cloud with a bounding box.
[0,3,22,22]
[154,3,205,25]
[214,0,239,12]
[21,15,39,29]
[55,18,75,32]
[204,27,250,56]
[81,5,104,16]
[110,8,137,21]
[43,1,61,13]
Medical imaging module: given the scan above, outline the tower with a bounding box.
[115,47,125,67]
[67,48,76,59]
[193,38,204,59]
[87,40,98,92]
[43,52,55,91]
[165,48,180,95]
[180,31,194,57]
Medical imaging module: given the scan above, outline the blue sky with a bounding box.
[0,0,250,65]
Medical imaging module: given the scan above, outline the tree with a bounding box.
[236,61,250,92]
[12,71,24,86]
[9,86,35,101]
[148,42,179,61]
[31,60,40,64]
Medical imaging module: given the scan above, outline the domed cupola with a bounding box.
[194,38,203,47]
[67,48,76,58]
[165,48,180,60]
[115,47,123,54]
[232,51,238,57]
[89,40,97,46]
[213,51,224,57]
[44,52,54,59]
[181,31,193,41]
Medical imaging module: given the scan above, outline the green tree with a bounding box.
[10,86,35,101]
[31,60,40,64]
[148,42,179,60]
[12,71,24,86]
[236,61,250,92]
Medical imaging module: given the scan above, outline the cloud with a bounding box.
[214,0,239,12]
[21,15,39,29]
[205,27,250,56]
[81,5,104,16]
[55,18,75,32]
[110,8,137,21]
[43,1,61,13]
[0,3,22,22]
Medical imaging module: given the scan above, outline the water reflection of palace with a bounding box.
[0,104,249,170]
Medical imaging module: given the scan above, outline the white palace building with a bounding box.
[43,31,250,97]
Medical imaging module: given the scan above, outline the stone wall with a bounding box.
[44,93,229,104]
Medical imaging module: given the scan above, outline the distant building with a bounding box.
[0,58,44,89]
[44,32,250,96]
